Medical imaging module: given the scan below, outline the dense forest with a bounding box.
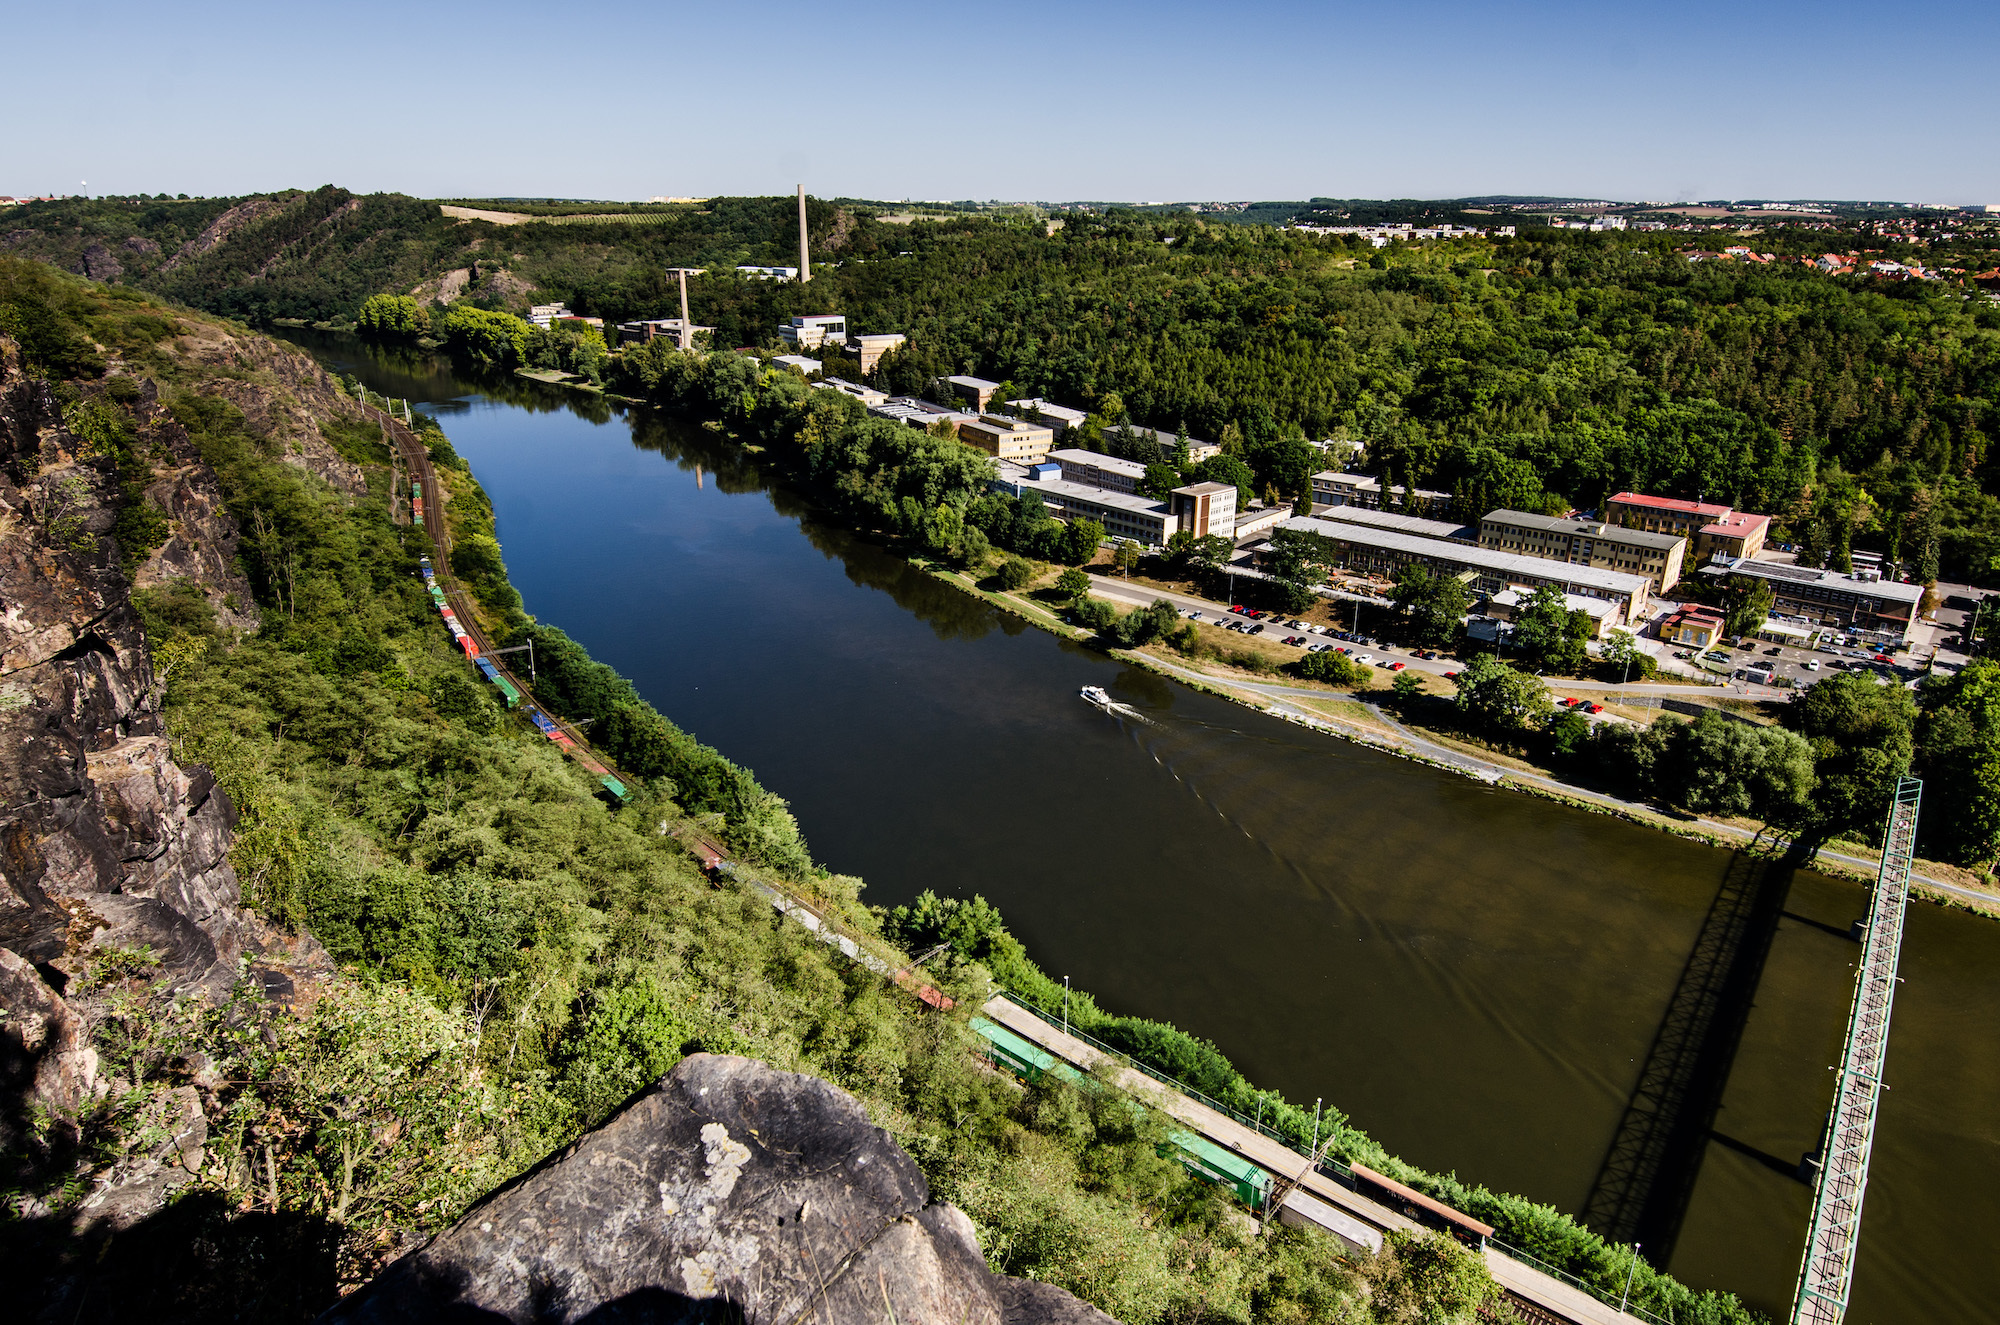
[8,187,1999,582]
[0,259,1768,1323]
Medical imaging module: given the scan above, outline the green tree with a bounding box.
[1915,659,2000,867]
[1453,653,1553,736]
[1139,462,1180,500]
[1058,517,1105,566]
[1054,566,1092,601]
[356,293,431,340]
[1600,629,1656,682]
[1391,669,1424,708]
[1391,564,1472,647]
[1784,672,1916,837]
[1368,1229,1502,1325]
[1111,539,1142,578]
[996,556,1036,590]
[1511,585,1594,674]
[1722,575,1775,639]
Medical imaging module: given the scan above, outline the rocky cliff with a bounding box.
[0,322,354,1203]
[320,1054,1115,1325]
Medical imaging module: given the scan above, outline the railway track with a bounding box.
[364,400,632,800]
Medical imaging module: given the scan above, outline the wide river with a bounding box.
[292,334,1997,1324]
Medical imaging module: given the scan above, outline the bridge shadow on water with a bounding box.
[1581,835,1823,1266]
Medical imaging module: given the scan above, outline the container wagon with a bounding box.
[972,1018,1072,1085]
[1167,1129,1272,1208]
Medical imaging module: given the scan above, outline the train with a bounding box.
[411,480,424,523]
[971,1017,1272,1208]
[417,553,629,802]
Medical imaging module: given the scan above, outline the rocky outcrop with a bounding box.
[321,1054,1118,1325]
[159,197,283,273]
[166,317,369,498]
[79,243,122,282]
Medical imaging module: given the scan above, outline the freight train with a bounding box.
[418,555,629,802]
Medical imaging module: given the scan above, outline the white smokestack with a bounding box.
[678,268,692,350]
[798,184,811,283]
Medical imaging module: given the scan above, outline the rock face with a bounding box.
[320,1054,1117,1325]
[0,341,245,991]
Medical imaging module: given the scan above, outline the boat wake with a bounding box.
[1080,685,1154,725]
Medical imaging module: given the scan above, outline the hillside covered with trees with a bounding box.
[10,188,1997,584]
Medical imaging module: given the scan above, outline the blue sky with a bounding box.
[9,0,1997,204]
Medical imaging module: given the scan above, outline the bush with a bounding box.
[995,556,1036,590]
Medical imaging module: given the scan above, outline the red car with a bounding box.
[1587,703,1605,714]
[1230,604,1246,615]
[1389,661,1407,671]
[1444,670,1459,679]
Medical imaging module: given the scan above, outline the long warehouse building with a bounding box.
[1264,515,1654,629]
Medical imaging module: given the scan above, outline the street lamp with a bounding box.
[1062,976,1070,1034]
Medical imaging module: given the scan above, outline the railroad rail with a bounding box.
[1789,777,1923,1325]
[361,399,632,800]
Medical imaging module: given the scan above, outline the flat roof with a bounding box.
[1009,398,1090,423]
[947,374,1002,389]
[1020,475,1172,519]
[1050,447,1147,477]
[1700,556,1924,604]
[1320,505,1474,541]
[1482,509,1684,550]
[1609,491,1731,518]
[1491,588,1616,619]
[1312,470,1453,501]
[1281,516,1652,598]
[1175,481,1236,497]
[1701,512,1771,537]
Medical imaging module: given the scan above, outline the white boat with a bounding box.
[1079,685,1113,708]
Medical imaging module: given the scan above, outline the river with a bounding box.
[285,332,2000,1324]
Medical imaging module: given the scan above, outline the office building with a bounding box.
[1051,448,1146,494]
[1477,509,1687,593]
[958,414,1056,463]
[1311,471,1455,518]
[1261,516,1652,630]
[1699,557,1925,644]
[780,314,848,349]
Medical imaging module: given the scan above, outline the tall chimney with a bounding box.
[678,268,692,350]
[797,184,811,283]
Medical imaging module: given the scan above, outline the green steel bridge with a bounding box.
[1788,777,1923,1325]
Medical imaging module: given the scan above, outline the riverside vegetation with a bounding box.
[0,268,1765,1322]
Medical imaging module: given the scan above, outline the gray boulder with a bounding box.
[320,1053,1116,1325]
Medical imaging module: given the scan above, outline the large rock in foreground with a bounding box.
[320,1054,1114,1325]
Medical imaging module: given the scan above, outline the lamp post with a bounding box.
[1062,976,1070,1034]
[1619,1243,1641,1314]
[1310,1097,1322,1157]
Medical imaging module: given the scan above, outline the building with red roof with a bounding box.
[1697,510,1770,562]
[1605,492,1732,542]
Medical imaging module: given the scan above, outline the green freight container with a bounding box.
[495,678,522,709]
[1166,1129,1272,1207]
[972,1018,1063,1083]
[599,775,630,801]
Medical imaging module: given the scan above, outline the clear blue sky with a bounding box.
[9,0,1996,205]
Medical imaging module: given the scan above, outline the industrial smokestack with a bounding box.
[678,268,692,350]
[797,184,811,283]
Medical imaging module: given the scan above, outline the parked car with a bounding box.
[1444,670,1460,679]
[1230,604,1247,615]
[1352,654,1374,666]
[1388,661,1407,671]
[1804,660,1821,671]
[1586,703,1604,714]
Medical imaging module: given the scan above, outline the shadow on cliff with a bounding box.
[1,1191,343,1324]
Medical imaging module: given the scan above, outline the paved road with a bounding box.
[1082,576,1998,912]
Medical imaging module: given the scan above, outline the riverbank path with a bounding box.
[1079,576,1997,914]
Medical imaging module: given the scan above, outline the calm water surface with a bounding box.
[290,334,1999,1324]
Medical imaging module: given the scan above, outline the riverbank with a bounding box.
[921,552,2000,920]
